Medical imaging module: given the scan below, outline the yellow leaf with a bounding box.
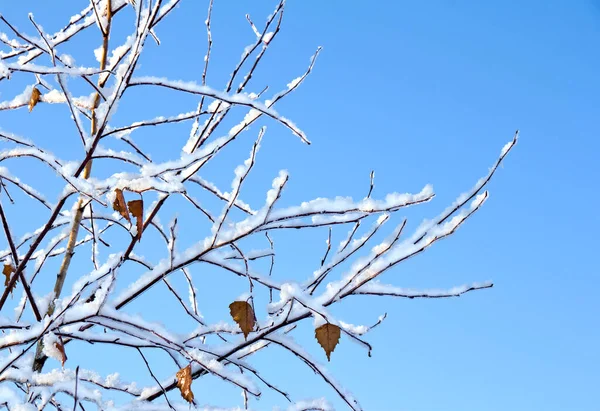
[54,340,67,367]
[28,87,41,112]
[2,264,13,285]
[127,199,143,242]
[175,363,194,403]
[315,323,341,361]
[2,264,17,295]
[229,301,255,340]
[112,188,130,222]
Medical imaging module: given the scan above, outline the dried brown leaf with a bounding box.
[112,188,130,222]
[2,264,17,295]
[54,340,67,367]
[229,301,255,340]
[175,363,194,403]
[28,87,41,112]
[127,199,143,242]
[315,323,341,361]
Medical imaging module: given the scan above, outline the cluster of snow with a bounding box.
[0,61,10,79]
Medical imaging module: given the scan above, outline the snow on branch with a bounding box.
[354,281,494,298]
[129,76,310,144]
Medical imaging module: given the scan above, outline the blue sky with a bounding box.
[1,1,599,410]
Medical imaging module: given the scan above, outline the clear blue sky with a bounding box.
[1,1,599,410]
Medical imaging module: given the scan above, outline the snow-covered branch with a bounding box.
[0,1,516,409]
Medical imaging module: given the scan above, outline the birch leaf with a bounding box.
[175,363,194,403]
[28,87,41,112]
[315,323,341,361]
[2,264,16,295]
[127,199,143,241]
[112,188,130,222]
[54,340,67,367]
[229,301,255,340]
